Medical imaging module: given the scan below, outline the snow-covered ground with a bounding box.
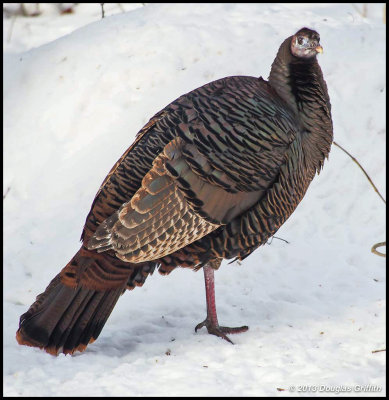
[3,3,386,397]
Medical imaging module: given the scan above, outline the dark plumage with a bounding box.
[16,27,333,355]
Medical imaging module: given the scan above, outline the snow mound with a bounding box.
[4,3,385,397]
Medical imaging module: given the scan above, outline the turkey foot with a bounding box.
[195,262,248,344]
[195,319,248,344]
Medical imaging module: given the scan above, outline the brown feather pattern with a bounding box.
[87,137,222,262]
[17,28,333,355]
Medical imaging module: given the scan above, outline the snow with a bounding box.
[3,3,386,397]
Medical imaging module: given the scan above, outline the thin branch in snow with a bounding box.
[333,140,386,258]
[333,140,386,205]
[272,236,290,244]
[267,236,290,245]
[372,348,386,353]
[6,14,17,43]
[3,187,11,200]
[371,242,386,258]
[101,3,105,19]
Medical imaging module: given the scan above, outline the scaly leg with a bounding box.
[195,260,248,344]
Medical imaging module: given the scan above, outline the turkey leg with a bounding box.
[195,261,248,344]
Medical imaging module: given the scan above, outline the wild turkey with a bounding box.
[16,27,333,355]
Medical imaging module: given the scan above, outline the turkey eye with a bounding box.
[297,37,304,45]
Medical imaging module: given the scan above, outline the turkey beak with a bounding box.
[315,45,323,54]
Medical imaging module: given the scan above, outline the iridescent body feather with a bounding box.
[17,28,333,355]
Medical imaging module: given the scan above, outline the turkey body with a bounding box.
[17,28,333,355]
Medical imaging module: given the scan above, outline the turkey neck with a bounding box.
[268,36,333,173]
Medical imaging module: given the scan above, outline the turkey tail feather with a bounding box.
[16,273,125,355]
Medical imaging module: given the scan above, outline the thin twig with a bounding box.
[101,3,105,19]
[333,141,386,204]
[3,187,11,199]
[371,242,386,258]
[268,236,290,245]
[372,348,386,354]
[7,13,18,43]
[333,140,385,258]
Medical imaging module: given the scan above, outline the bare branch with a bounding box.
[6,14,17,43]
[333,141,386,205]
[268,236,290,245]
[3,187,11,199]
[372,348,386,353]
[333,141,385,258]
[272,236,290,244]
[371,242,386,258]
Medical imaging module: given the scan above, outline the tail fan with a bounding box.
[16,273,125,355]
